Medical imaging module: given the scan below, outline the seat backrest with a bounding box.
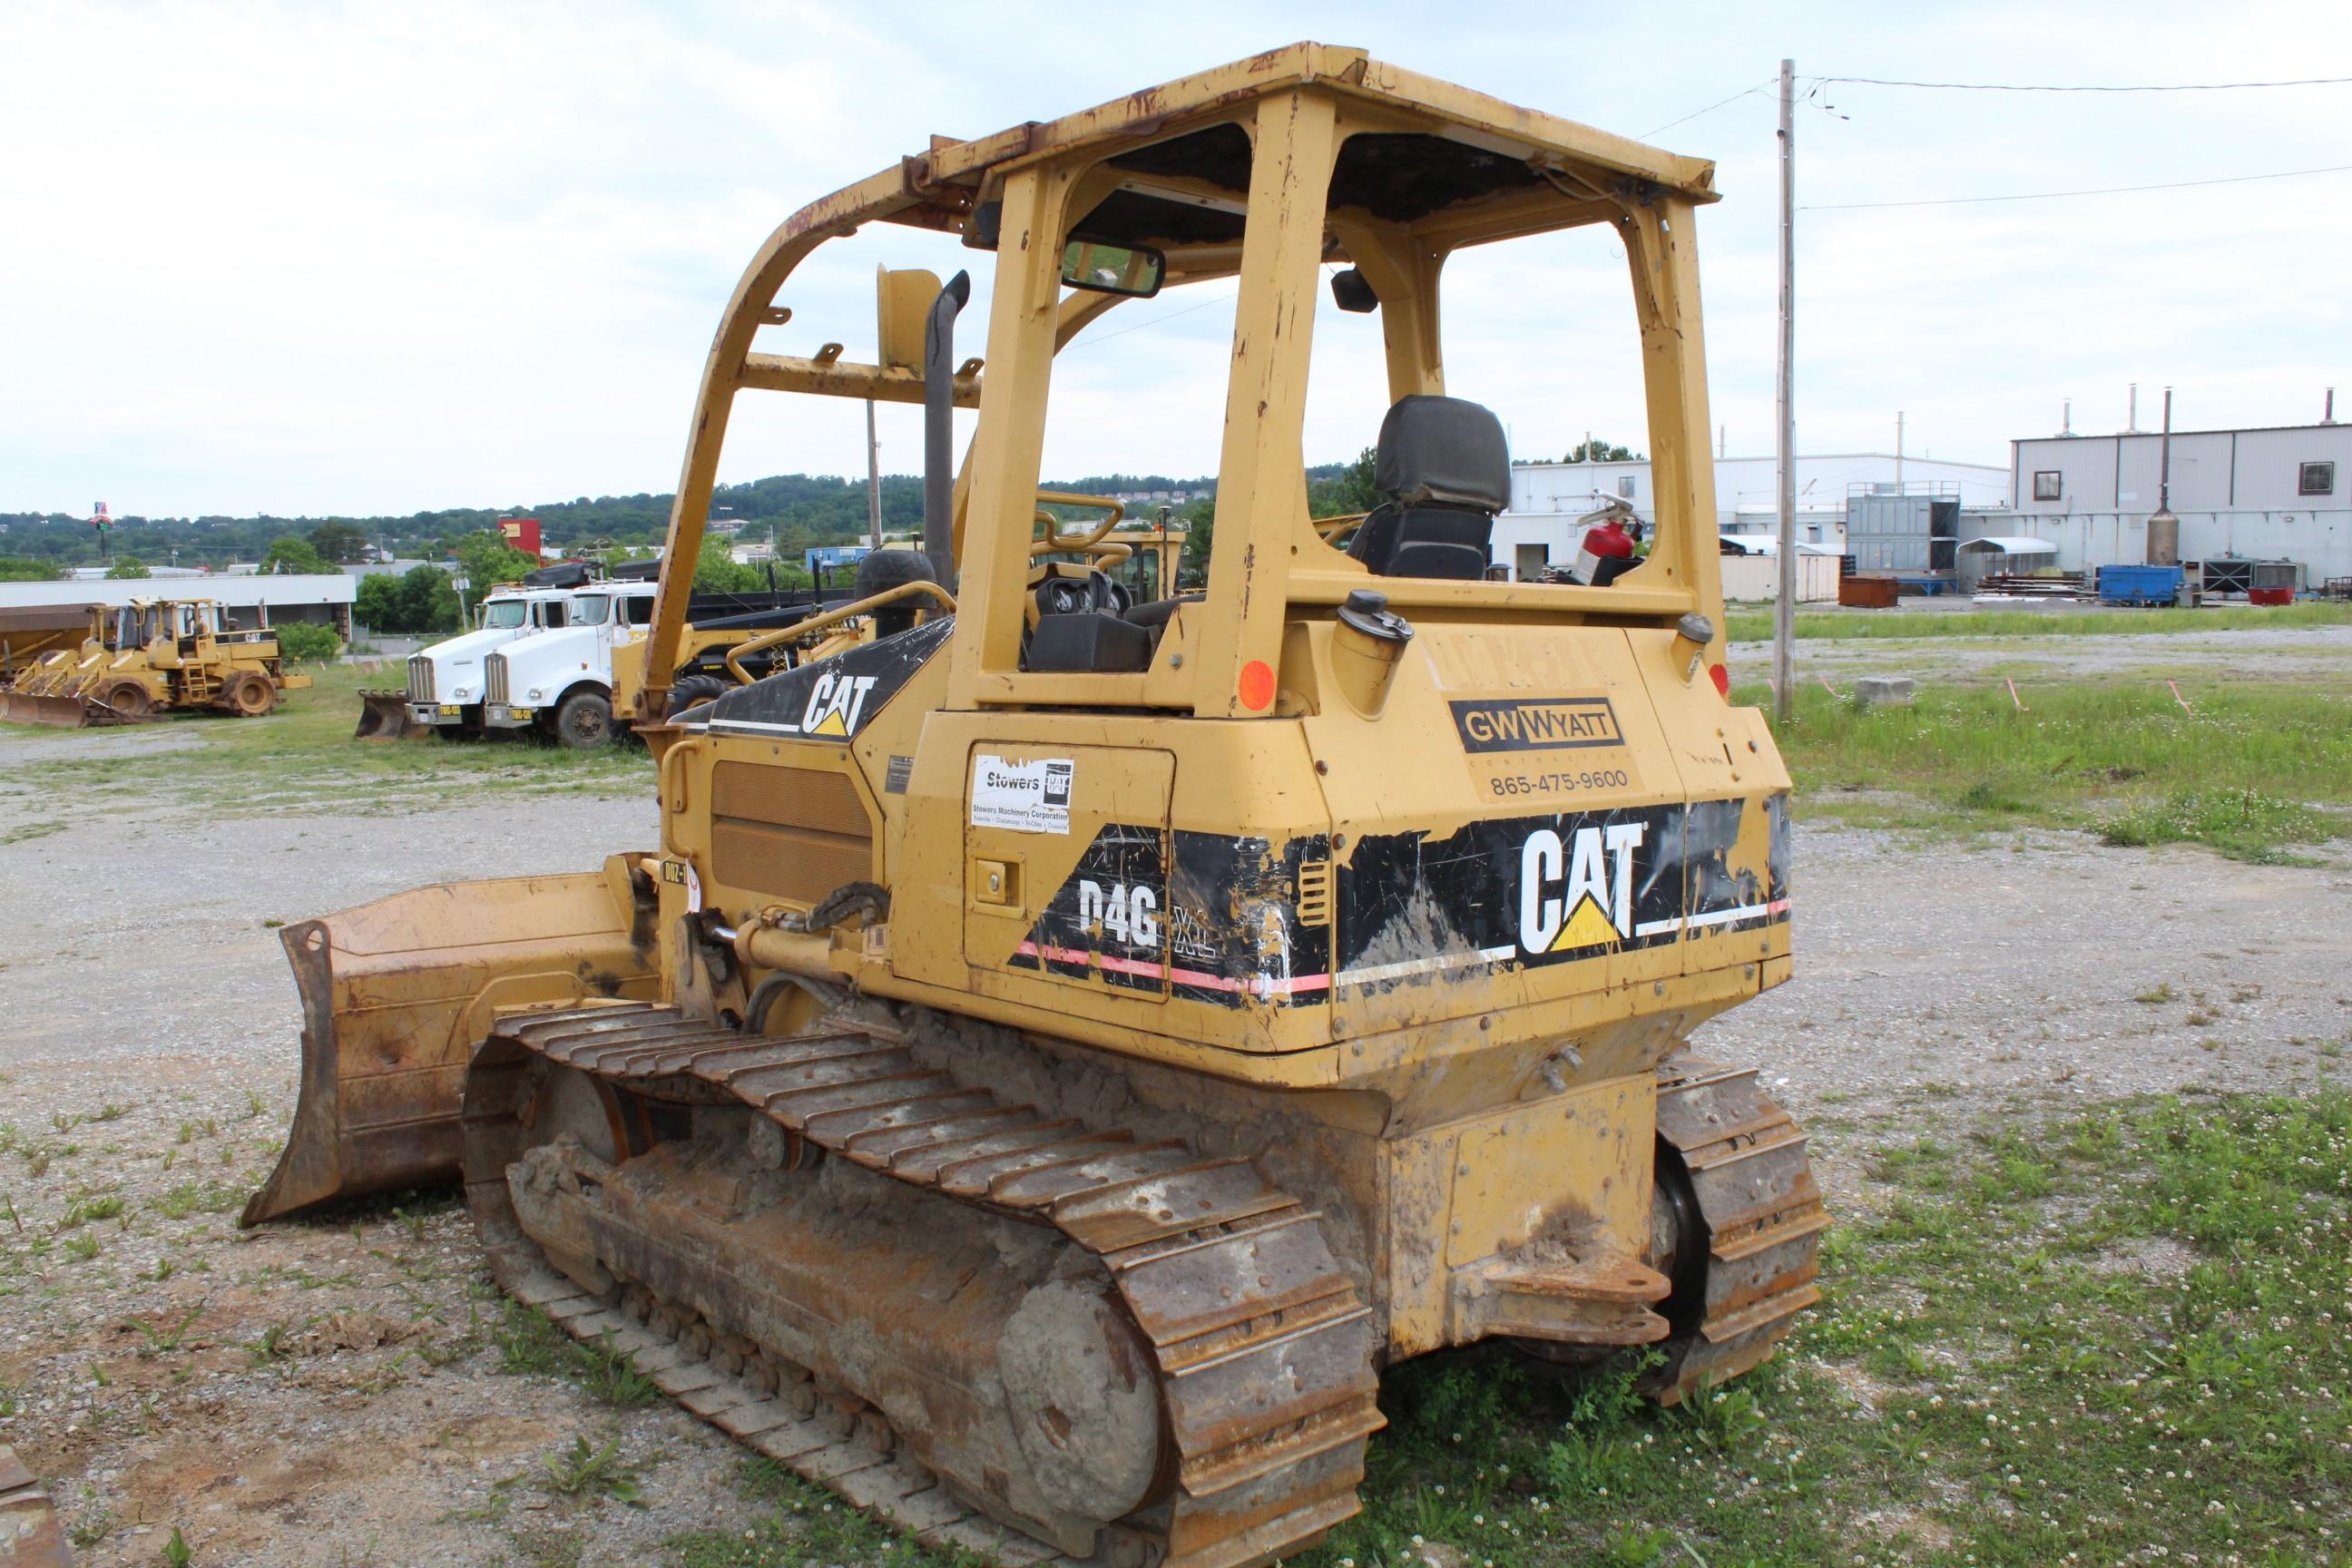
[1348,396,1510,579]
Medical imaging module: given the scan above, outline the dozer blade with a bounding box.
[0,691,94,727]
[242,855,662,1227]
[353,689,418,740]
[0,1444,75,1566]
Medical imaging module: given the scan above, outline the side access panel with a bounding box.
[961,745,1176,1004]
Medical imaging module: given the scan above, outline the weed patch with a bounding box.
[1746,676,2352,859]
[2098,787,2336,863]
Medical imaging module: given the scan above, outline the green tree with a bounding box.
[1176,495,1217,585]
[260,534,331,575]
[396,564,461,633]
[1563,437,1641,463]
[104,555,151,579]
[453,530,537,595]
[0,555,67,582]
[354,572,406,632]
[1308,446,1379,518]
[271,622,343,661]
[308,520,370,564]
[691,538,766,593]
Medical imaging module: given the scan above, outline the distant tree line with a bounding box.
[0,456,1409,587]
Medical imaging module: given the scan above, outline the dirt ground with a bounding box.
[3,666,2348,1565]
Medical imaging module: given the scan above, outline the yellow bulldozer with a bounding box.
[245,45,1819,1568]
[0,597,311,726]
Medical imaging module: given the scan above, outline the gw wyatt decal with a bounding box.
[689,615,952,740]
[1448,694,1624,753]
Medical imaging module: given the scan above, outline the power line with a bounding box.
[1640,78,1779,140]
[1800,161,2352,211]
[1818,73,2352,93]
[1061,288,1237,349]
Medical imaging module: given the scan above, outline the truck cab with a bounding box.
[402,587,581,733]
[480,583,658,747]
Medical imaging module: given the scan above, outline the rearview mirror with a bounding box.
[1061,240,1164,299]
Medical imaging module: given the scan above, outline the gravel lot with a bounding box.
[1730,619,2352,682]
[2,711,2347,1565]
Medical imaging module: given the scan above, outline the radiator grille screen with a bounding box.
[710,761,873,905]
[406,655,434,701]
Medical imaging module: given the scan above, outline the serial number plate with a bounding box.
[1487,768,1633,798]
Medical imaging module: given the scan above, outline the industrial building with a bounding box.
[2001,419,2352,587]
[1493,450,2009,588]
[0,573,356,636]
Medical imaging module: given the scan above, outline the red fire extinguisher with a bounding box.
[1575,516,1636,586]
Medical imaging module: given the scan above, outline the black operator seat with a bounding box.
[1346,395,1511,580]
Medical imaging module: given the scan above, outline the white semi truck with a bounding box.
[478,582,657,747]
[479,581,861,747]
[367,583,593,739]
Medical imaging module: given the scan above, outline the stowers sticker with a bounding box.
[971,755,1076,834]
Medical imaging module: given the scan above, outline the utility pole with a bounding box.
[865,400,883,547]
[1895,410,1905,492]
[1773,56,1797,726]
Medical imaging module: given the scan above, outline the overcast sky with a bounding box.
[4,0,2347,518]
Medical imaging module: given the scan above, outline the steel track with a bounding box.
[465,1002,1385,1568]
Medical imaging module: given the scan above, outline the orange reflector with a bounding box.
[1239,659,1276,711]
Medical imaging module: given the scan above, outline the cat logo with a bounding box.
[800,671,879,737]
[1517,821,1645,956]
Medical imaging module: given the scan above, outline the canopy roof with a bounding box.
[852,43,1717,257]
[1958,537,2061,554]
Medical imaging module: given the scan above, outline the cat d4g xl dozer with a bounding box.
[245,44,1821,1568]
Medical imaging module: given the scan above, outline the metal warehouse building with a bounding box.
[0,573,356,635]
[2007,420,2351,585]
[1493,451,2010,584]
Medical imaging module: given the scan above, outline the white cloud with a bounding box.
[3,0,2346,515]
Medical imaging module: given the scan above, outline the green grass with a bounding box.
[661,1456,965,1568]
[1749,675,2352,860]
[9,662,647,814]
[647,1085,2352,1568]
[494,1300,662,1408]
[1724,602,2352,642]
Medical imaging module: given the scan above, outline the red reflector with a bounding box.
[1239,659,1277,711]
[1709,664,1730,697]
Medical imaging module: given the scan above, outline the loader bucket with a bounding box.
[0,691,93,727]
[353,689,418,740]
[242,854,661,1226]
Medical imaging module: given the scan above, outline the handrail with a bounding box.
[720,580,957,686]
[1029,491,1127,556]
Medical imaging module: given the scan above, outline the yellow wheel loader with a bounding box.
[0,598,310,726]
[247,45,1821,1568]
